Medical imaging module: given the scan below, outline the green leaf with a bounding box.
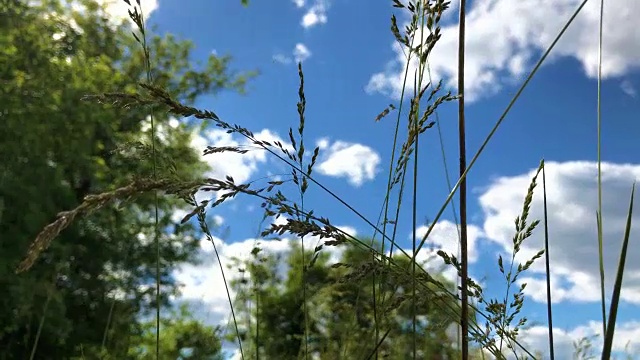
[602,183,635,360]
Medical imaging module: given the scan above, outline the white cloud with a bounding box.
[316,137,330,150]
[273,43,312,65]
[272,53,293,65]
[316,139,381,186]
[621,79,637,98]
[57,0,158,26]
[367,0,640,102]
[42,0,158,43]
[477,161,640,304]
[300,0,329,29]
[189,127,290,202]
[292,0,305,8]
[293,43,312,63]
[406,220,484,285]
[174,236,287,325]
[414,220,483,263]
[212,215,225,225]
[173,225,357,324]
[99,0,159,24]
[517,321,640,358]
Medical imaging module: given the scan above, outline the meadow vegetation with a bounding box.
[1,0,636,359]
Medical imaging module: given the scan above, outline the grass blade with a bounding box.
[414,0,589,258]
[601,183,635,360]
[541,160,555,360]
[596,0,607,338]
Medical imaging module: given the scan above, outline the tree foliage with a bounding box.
[230,239,483,359]
[0,0,253,358]
[126,305,224,360]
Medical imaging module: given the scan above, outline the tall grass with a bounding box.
[16,0,637,359]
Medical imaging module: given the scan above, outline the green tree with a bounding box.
[126,305,224,360]
[230,239,480,359]
[0,0,254,358]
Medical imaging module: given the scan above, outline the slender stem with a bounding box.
[542,161,555,360]
[456,0,469,358]
[135,5,160,357]
[413,0,589,260]
[196,209,245,358]
[29,288,52,360]
[596,0,607,338]
[411,71,419,359]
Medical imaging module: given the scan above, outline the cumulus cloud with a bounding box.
[189,127,290,202]
[173,224,357,325]
[516,321,640,358]
[414,220,483,263]
[367,0,640,102]
[299,0,329,29]
[58,0,158,26]
[405,220,484,285]
[293,43,312,63]
[477,161,640,304]
[273,43,312,65]
[315,138,381,186]
[99,0,158,24]
[40,0,159,38]
[176,220,478,328]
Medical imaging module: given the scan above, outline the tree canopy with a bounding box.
[0,0,253,358]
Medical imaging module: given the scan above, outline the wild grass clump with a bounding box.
[15,0,636,359]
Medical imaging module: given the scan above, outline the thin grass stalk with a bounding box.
[542,160,555,360]
[372,50,413,351]
[143,27,161,360]
[365,329,392,360]
[29,287,52,360]
[432,68,464,355]
[596,0,607,338]
[413,0,588,258]
[371,256,379,360]
[410,4,430,354]
[198,209,245,359]
[100,282,117,351]
[102,214,131,352]
[280,205,536,358]
[125,5,246,358]
[426,42,463,354]
[371,78,411,359]
[138,84,413,263]
[411,67,419,359]
[247,137,535,357]
[426,63,460,238]
[456,0,469,357]
[255,282,260,359]
[499,240,520,351]
[101,297,115,351]
[378,33,415,268]
[294,62,310,360]
[601,184,635,360]
[253,208,275,360]
[122,1,162,356]
[92,77,533,358]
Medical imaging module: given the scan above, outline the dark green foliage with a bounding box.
[0,0,252,357]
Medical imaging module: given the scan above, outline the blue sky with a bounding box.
[99,0,640,357]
